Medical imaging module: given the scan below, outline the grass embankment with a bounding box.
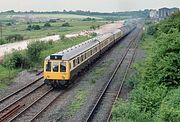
[112,12,180,122]
[0,36,91,89]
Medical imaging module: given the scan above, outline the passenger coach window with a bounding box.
[73,60,76,67]
[60,62,66,72]
[53,62,59,72]
[46,62,51,72]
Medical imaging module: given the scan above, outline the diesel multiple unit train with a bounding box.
[44,23,136,88]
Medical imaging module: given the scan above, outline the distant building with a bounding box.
[149,9,158,19]
[159,8,170,19]
[170,7,179,14]
[158,7,179,20]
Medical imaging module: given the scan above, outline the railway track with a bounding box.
[85,27,142,122]
[0,76,45,122]
[0,76,43,104]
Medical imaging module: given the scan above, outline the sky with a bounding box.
[0,0,180,12]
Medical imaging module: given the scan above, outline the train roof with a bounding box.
[46,33,113,61]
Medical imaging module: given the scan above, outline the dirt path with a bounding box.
[0,35,60,62]
[65,21,124,38]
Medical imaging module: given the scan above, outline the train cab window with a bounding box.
[53,62,59,72]
[46,62,51,72]
[60,62,66,72]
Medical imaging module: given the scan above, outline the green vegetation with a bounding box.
[43,22,51,27]
[61,22,71,27]
[27,25,41,31]
[6,34,24,42]
[66,90,87,117]
[0,65,20,89]
[0,34,24,44]
[90,25,100,30]
[82,17,96,21]
[112,12,180,122]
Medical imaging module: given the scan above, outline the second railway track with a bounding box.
[85,26,143,122]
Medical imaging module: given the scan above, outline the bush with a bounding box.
[90,25,100,30]
[27,41,52,64]
[0,39,7,45]
[82,17,96,21]
[27,25,32,30]
[27,24,41,31]
[158,87,180,121]
[32,25,41,30]
[5,34,24,42]
[3,50,29,69]
[60,34,65,40]
[90,32,97,37]
[61,22,70,27]
[147,25,158,35]
[112,99,153,122]
[6,23,12,26]
[44,22,51,27]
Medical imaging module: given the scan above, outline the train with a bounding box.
[44,22,136,88]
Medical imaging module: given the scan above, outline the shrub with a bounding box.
[60,34,65,40]
[27,41,52,64]
[32,25,41,30]
[147,25,158,35]
[5,34,24,42]
[44,22,51,27]
[0,39,7,45]
[3,50,29,69]
[27,24,41,31]
[82,17,96,21]
[158,87,180,121]
[90,25,96,30]
[61,22,70,27]
[27,25,32,30]
[90,32,97,37]
[6,23,12,26]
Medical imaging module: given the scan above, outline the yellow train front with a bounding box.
[44,55,71,88]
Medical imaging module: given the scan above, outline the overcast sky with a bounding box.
[0,0,180,12]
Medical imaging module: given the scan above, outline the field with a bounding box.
[0,13,105,44]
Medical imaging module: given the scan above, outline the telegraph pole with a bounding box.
[0,23,2,41]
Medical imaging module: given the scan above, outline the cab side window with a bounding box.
[60,62,66,72]
[46,62,51,72]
